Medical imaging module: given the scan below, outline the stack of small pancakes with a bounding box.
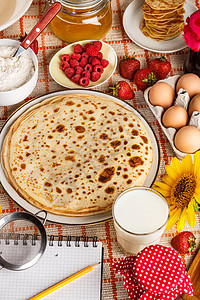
[141,0,186,41]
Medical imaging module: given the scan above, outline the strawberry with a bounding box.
[171,231,196,254]
[109,81,135,100]
[148,56,171,80]
[119,54,140,80]
[134,68,157,91]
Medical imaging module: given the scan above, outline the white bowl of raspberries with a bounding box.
[49,40,117,88]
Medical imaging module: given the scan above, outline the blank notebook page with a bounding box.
[0,240,103,300]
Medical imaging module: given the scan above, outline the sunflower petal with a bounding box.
[194,187,200,195]
[194,194,200,204]
[193,151,200,182]
[170,157,183,176]
[176,207,187,232]
[153,187,171,197]
[165,208,181,231]
[181,154,193,173]
[165,165,178,181]
[187,199,196,228]
[162,174,174,186]
[153,181,171,191]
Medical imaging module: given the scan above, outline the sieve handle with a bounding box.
[35,210,48,225]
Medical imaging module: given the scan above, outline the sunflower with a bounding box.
[154,151,200,232]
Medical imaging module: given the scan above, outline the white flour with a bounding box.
[0,46,35,92]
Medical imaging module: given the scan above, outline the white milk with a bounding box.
[112,187,170,254]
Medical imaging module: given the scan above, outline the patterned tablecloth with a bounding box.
[0,1,200,299]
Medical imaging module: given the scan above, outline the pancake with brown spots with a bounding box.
[2,94,153,216]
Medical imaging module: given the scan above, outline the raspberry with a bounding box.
[93,41,102,51]
[71,74,81,84]
[83,43,91,51]
[79,57,88,67]
[75,66,83,74]
[82,52,89,59]
[60,61,70,71]
[61,54,71,62]
[84,64,93,72]
[82,71,91,79]
[88,56,93,64]
[91,57,101,66]
[79,77,90,86]
[69,59,79,68]
[74,44,83,54]
[101,59,109,68]
[71,53,81,61]
[64,67,75,79]
[91,71,101,81]
[93,64,104,74]
[86,45,99,57]
[97,52,103,60]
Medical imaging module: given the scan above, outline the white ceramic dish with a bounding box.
[0,39,38,106]
[0,90,160,225]
[144,75,191,159]
[0,0,33,31]
[123,0,197,53]
[49,40,117,89]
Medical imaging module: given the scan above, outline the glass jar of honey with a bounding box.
[47,0,112,43]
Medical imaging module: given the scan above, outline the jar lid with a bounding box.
[58,0,106,9]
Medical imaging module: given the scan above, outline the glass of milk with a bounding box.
[112,187,170,255]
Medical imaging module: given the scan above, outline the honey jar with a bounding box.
[48,0,112,43]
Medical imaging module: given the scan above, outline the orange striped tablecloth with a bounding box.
[0,1,200,299]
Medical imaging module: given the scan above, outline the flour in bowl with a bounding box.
[0,46,35,92]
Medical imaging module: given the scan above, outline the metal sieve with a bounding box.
[0,210,47,271]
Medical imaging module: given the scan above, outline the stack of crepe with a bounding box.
[140,0,186,41]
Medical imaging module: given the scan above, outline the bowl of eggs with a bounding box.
[144,73,200,158]
[0,38,38,106]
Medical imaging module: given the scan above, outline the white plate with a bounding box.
[0,0,33,31]
[123,0,197,53]
[49,40,117,89]
[0,90,160,225]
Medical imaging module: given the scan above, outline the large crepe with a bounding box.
[2,94,153,216]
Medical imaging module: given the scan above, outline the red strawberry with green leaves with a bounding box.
[109,81,135,100]
[171,231,196,254]
[148,56,171,80]
[119,54,140,80]
[134,68,157,91]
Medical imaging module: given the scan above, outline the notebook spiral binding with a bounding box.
[0,233,98,247]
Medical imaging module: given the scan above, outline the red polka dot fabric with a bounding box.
[112,245,194,299]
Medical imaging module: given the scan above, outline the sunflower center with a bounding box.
[171,173,196,208]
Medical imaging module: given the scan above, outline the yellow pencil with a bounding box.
[29,262,100,300]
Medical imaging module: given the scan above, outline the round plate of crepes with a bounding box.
[123,0,197,53]
[0,90,159,225]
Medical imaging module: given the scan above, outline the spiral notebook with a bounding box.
[0,235,103,300]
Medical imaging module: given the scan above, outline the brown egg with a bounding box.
[149,82,175,109]
[174,126,200,153]
[188,93,200,116]
[176,73,200,98]
[162,106,188,130]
